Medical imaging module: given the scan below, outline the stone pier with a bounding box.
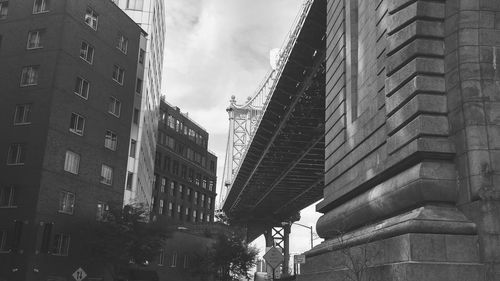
[300,0,500,280]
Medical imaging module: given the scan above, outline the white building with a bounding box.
[113,0,166,208]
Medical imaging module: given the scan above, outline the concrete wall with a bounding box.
[301,0,500,280]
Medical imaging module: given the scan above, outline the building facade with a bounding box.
[0,0,144,280]
[152,99,218,226]
[301,0,500,280]
[112,0,166,209]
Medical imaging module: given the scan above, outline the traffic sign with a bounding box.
[72,267,87,281]
[263,247,283,269]
[294,254,306,264]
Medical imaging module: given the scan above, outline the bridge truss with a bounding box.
[219,0,326,243]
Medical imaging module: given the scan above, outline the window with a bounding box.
[126,172,133,190]
[74,77,90,99]
[7,144,25,165]
[79,41,94,64]
[40,222,53,253]
[0,230,8,252]
[104,130,117,151]
[170,252,177,267]
[84,7,98,30]
[138,49,145,64]
[129,139,136,157]
[52,233,70,256]
[160,177,166,193]
[69,113,85,135]
[168,202,173,217]
[13,104,32,125]
[0,1,8,20]
[208,197,212,209]
[0,186,16,207]
[96,202,109,221]
[135,78,142,94]
[112,65,125,84]
[33,0,49,13]
[11,220,23,251]
[158,249,164,266]
[194,192,198,205]
[27,30,43,49]
[108,97,121,117]
[158,200,163,214]
[100,164,113,185]
[20,65,39,86]
[192,210,197,222]
[64,151,80,174]
[184,255,189,268]
[126,0,144,10]
[133,108,139,124]
[58,191,75,214]
[117,34,128,54]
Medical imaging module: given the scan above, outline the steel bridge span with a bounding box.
[220,0,326,273]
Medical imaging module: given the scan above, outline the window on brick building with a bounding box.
[79,41,94,64]
[160,177,166,193]
[0,1,8,20]
[64,151,80,174]
[184,255,189,268]
[84,7,98,30]
[108,97,121,117]
[69,113,85,135]
[27,30,44,49]
[158,200,164,215]
[158,248,164,266]
[51,233,70,256]
[13,104,32,125]
[74,77,90,99]
[20,65,39,86]
[112,65,125,84]
[104,130,117,151]
[170,252,177,267]
[33,0,49,14]
[100,164,113,185]
[0,230,9,252]
[58,191,75,214]
[0,186,16,207]
[116,33,128,54]
[168,202,173,217]
[7,144,25,165]
[40,222,52,253]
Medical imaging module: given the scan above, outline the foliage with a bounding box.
[191,233,259,281]
[86,204,171,278]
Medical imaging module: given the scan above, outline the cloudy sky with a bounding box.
[163,0,322,257]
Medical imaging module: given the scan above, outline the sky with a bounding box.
[162,0,323,258]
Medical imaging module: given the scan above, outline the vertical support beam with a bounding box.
[282,224,291,276]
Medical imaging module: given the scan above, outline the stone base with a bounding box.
[298,233,486,281]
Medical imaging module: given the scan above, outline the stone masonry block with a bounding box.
[387,115,449,154]
[387,94,447,135]
[386,76,445,112]
[388,21,444,55]
[459,10,480,28]
[387,1,445,35]
[480,11,495,28]
[487,125,500,149]
[463,101,487,125]
[386,58,444,96]
[458,28,479,46]
[387,39,444,76]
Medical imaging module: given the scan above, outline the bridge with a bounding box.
[219,0,326,274]
[220,0,500,280]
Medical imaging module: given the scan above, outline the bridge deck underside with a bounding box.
[223,0,326,229]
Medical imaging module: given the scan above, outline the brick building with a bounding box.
[152,99,217,226]
[0,0,145,280]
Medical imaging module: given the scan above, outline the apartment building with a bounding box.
[0,0,145,280]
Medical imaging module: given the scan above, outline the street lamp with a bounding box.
[291,222,313,249]
[281,221,314,249]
